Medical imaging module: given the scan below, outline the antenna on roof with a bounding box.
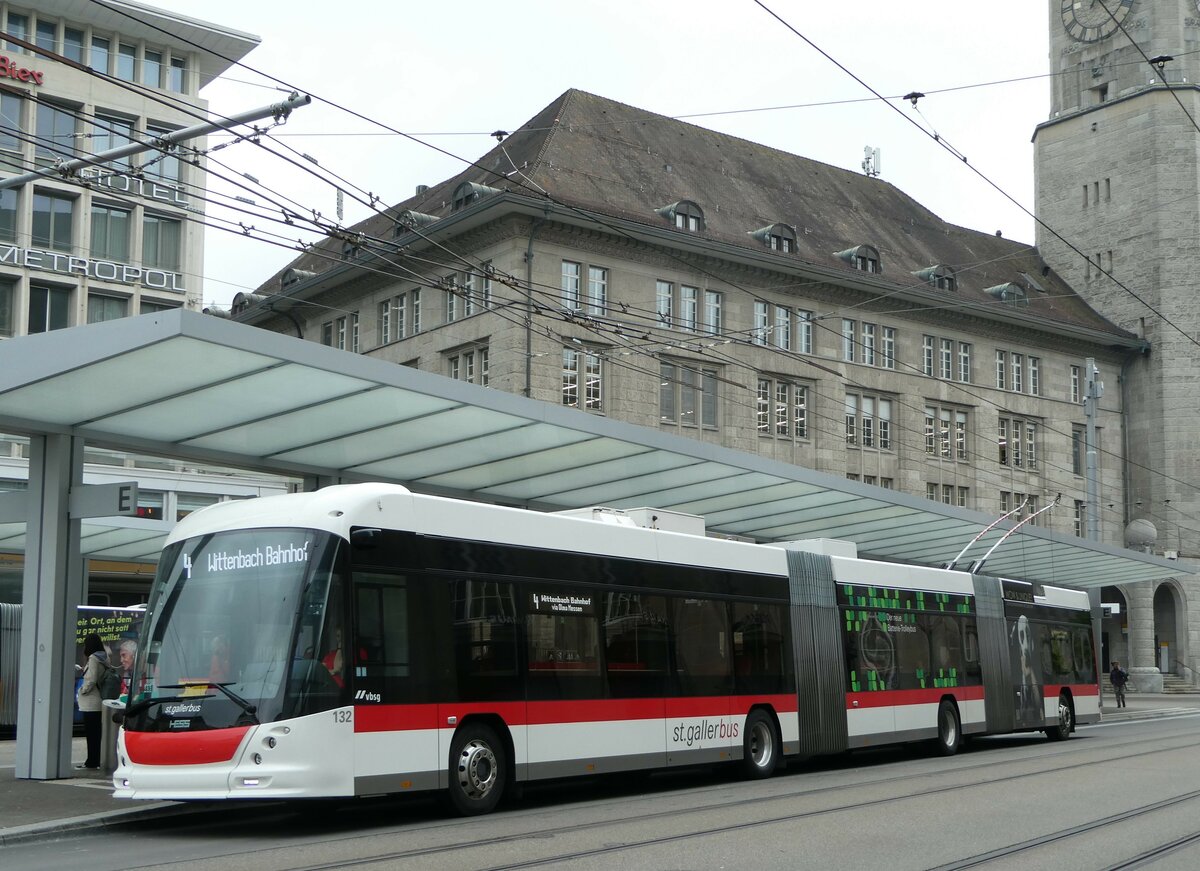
[862,146,881,178]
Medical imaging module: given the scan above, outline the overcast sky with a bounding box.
[144,1,1052,309]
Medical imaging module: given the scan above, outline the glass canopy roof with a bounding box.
[0,310,1187,589]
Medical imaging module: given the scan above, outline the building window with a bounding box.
[142,214,181,270]
[774,305,791,350]
[321,322,332,346]
[926,483,937,501]
[561,260,580,310]
[5,12,26,53]
[0,92,22,156]
[939,338,952,380]
[881,326,895,369]
[144,126,181,183]
[1072,425,1085,476]
[923,335,934,376]
[995,351,1006,389]
[32,192,73,252]
[176,492,220,522]
[703,290,722,336]
[143,49,162,87]
[757,376,808,439]
[448,346,490,387]
[1029,357,1040,396]
[656,280,673,326]
[87,294,127,323]
[586,266,607,315]
[378,299,391,345]
[958,343,972,383]
[0,188,16,242]
[0,278,13,338]
[116,43,136,81]
[93,114,135,171]
[1011,353,1023,393]
[1070,365,1081,404]
[861,323,876,366]
[350,312,360,353]
[660,361,718,428]
[1000,492,1040,527]
[754,301,768,345]
[926,405,968,461]
[64,28,84,64]
[998,416,1039,469]
[560,261,607,314]
[562,346,602,411]
[35,103,78,164]
[768,226,795,251]
[168,56,186,92]
[140,299,177,314]
[35,20,56,53]
[664,200,703,232]
[846,393,893,450]
[90,204,131,260]
[680,285,697,331]
[1074,500,1085,537]
[28,285,70,333]
[842,319,855,362]
[90,36,110,73]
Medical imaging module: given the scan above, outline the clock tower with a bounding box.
[1035,0,1200,689]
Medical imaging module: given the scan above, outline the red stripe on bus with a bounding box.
[845,687,986,709]
[125,727,250,765]
[353,695,798,733]
[1048,683,1100,697]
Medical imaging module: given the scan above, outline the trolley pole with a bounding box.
[0,92,312,191]
[1084,358,1103,541]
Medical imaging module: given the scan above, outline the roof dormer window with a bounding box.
[915,264,957,291]
[452,181,501,212]
[985,283,1029,307]
[751,223,796,253]
[656,200,705,232]
[835,244,881,274]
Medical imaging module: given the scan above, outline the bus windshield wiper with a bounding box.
[171,681,261,724]
[123,682,260,724]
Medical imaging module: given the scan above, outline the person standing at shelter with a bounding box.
[76,633,108,769]
[1110,659,1129,708]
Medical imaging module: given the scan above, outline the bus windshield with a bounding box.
[124,527,345,732]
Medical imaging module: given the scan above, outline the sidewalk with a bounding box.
[3,693,1199,845]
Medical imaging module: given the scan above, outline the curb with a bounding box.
[0,801,187,847]
[1098,708,1200,724]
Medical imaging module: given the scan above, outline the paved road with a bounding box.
[4,713,1200,870]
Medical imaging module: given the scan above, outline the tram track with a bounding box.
[122,726,1200,871]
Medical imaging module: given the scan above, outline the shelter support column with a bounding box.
[1127,581,1163,693]
[15,435,85,780]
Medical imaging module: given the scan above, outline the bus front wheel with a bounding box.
[740,710,779,779]
[448,723,507,815]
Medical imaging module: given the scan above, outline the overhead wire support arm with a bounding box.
[0,92,313,191]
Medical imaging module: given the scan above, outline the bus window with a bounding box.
[354,573,411,680]
[1074,628,1096,683]
[844,608,896,692]
[671,598,731,696]
[526,589,600,700]
[1045,626,1075,684]
[894,620,930,690]
[961,620,981,682]
[451,579,519,700]
[926,615,963,688]
[732,602,787,694]
[603,592,669,698]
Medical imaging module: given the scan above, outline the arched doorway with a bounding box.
[1153,581,1187,677]
[1100,586,1129,670]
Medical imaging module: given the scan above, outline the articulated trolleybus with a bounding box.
[113,484,1098,814]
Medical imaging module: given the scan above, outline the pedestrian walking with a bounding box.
[1110,659,1129,709]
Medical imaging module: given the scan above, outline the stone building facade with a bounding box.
[238,87,1150,670]
[1035,0,1200,690]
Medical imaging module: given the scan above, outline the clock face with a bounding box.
[1061,0,1135,42]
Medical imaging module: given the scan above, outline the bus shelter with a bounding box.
[0,310,1187,779]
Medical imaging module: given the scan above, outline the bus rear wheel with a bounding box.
[741,710,779,779]
[1047,694,1073,741]
[935,700,961,756]
[448,723,507,815]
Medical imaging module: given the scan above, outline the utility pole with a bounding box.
[0,93,312,191]
[1084,357,1103,541]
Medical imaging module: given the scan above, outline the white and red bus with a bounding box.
[112,483,1099,814]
